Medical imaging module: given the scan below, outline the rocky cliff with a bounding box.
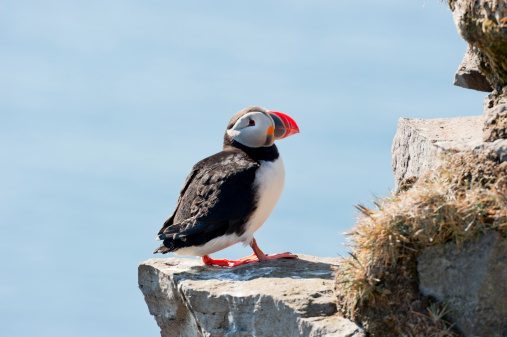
[333,1,507,336]
[393,0,507,191]
[449,0,507,143]
[391,0,507,192]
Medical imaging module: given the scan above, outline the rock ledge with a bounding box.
[138,255,365,337]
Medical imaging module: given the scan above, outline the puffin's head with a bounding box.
[225,106,299,148]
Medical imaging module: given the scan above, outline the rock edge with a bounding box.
[139,255,365,337]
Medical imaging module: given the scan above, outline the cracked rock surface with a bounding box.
[418,231,507,337]
[138,255,365,337]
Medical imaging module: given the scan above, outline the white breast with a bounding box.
[240,156,285,245]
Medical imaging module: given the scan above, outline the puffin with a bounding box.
[153,106,300,267]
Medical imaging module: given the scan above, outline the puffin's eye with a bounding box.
[248,119,255,126]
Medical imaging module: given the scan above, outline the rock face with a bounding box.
[138,255,365,337]
[387,3,507,336]
[453,45,493,92]
[418,231,507,337]
[391,116,484,190]
[483,94,507,142]
[448,0,507,143]
[391,115,507,190]
[449,0,507,91]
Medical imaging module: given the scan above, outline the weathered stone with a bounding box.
[449,0,507,90]
[483,94,507,142]
[391,116,484,190]
[479,138,507,162]
[391,115,507,190]
[453,45,493,92]
[139,255,365,337]
[418,231,507,337]
[448,1,507,143]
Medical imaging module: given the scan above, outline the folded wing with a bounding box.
[154,150,259,254]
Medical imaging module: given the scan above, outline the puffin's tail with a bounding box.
[154,218,198,254]
[153,239,177,254]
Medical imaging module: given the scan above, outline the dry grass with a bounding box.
[335,150,507,336]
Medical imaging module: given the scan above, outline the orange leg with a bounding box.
[201,238,298,267]
[250,238,298,262]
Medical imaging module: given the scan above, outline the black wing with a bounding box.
[154,150,259,254]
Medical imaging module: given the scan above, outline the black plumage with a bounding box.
[154,141,280,254]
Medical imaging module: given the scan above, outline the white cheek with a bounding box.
[227,113,273,148]
[227,129,240,138]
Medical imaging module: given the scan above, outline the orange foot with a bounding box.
[202,238,298,267]
[202,254,256,267]
[202,252,297,267]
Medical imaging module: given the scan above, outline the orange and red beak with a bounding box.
[268,111,300,140]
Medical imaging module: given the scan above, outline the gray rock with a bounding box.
[418,231,507,337]
[483,95,507,142]
[453,45,493,92]
[482,138,507,162]
[391,116,484,191]
[449,0,507,90]
[391,115,507,190]
[138,255,365,337]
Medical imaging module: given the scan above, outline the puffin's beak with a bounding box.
[268,111,300,140]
